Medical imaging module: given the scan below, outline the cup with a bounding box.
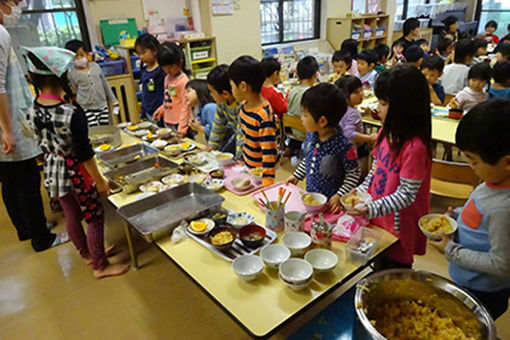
[265,201,284,232]
[284,211,306,233]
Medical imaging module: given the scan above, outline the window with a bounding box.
[260,0,321,45]
[395,0,428,21]
[6,0,90,49]
[476,0,510,37]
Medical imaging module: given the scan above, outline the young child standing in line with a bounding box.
[356,50,379,89]
[24,47,129,278]
[286,56,319,156]
[65,40,118,127]
[432,100,510,320]
[135,34,165,124]
[153,42,190,137]
[286,83,360,213]
[328,50,352,83]
[228,56,277,187]
[340,39,359,76]
[374,44,390,73]
[335,75,377,177]
[450,62,491,112]
[488,62,510,100]
[185,79,216,142]
[421,55,446,105]
[260,57,287,120]
[440,38,477,95]
[206,64,241,154]
[349,64,433,270]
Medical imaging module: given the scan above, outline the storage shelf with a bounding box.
[327,14,390,50]
[191,58,217,65]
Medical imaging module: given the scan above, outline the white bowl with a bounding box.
[138,121,153,129]
[150,139,168,149]
[139,181,163,193]
[164,144,181,156]
[340,191,372,212]
[305,249,338,273]
[188,218,215,236]
[227,211,255,229]
[162,174,186,185]
[202,179,224,192]
[260,244,291,269]
[133,129,150,137]
[418,213,458,240]
[279,258,313,290]
[282,232,312,256]
[189,154,207,166]
[232,255,264,281]
[231,177,253,191]
[301,192,327,214]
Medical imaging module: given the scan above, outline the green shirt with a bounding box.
[374,64,386,74]
[286,84,309,141]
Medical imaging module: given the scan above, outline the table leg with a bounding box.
[124,223,139,270]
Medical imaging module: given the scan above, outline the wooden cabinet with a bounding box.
[327,15,390,51]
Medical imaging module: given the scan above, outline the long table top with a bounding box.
[103,131,397,338]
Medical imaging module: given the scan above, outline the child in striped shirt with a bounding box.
[228,56,278,187]
[349,64,433,270]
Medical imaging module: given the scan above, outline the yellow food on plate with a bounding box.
[127,125,137,130]
[302,193,320,205]
[190,221,207,232]
[133,155,141,160]
[251,167,263,177]
[146,131,154,138]
[216,153,233,160]
[210,231,234,245]
[420,216,453,234]
[99,144,111,151]
[180,142,191,149]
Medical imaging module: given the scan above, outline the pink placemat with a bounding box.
[223,164,262,196]
[251,182,306,211]
[304,212,368,242]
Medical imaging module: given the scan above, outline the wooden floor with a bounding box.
[1,159,509,340]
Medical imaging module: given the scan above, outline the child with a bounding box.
[65,40,118,127]
[488,62,510,100]
[185,79,216,142]
[135,34,165,124]
[416,39,429,57]
[431,100,510,320]
[496,44,510,62]
[403,45,424,68]
[340,39,358,76]
[24,47,129,278]
[206,64,241,154]
[350,64,432,270]
[228,56,277,187]
[421,55,446,105]
[328,50,352,83]
[286,56,319,154]
[356,50,378,89]
[484,20,499,44]
[440,38,477,95]
[286,83,360,213]
[335,75,377,177]
[449,63,491,112]
[374,44,390,73]
[437,37,454,63]
[153,42,190,137]
[390,40,406,65]
[260,57,287,119]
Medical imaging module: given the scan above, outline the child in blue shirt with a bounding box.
[432,100,510,320]
[286,83,360,213]
[186,79,216,141]
[488,62,510,100]
[356,50,379,89]
[135,34,165,124]
[421,55,446,105]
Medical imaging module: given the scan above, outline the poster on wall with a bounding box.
[212,0,234,16]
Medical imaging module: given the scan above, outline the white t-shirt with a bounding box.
[440,63,470,95]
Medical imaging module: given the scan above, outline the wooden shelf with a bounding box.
[327,14,390,51]
[191,58,216,65]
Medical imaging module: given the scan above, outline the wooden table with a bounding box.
[104,131,397,338]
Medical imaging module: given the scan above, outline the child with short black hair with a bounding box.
[356,50,378,89]
[340,39,359,75]
[329,50,352,83]
[260,57,287,120]
[449,63,491,112]
[404,45,424,68]
[185,79,216,142]
[473,37,488,61]
[484,20,499,44]
[228,56,277,187]
[206,64,241,154]
[65,39,118,127]
[286,83,360,213]
[416,39,429,56]
[390,40,406,65]
[432,100,510,320]
[496,44,510,63]
[437,37,454,63]
[421,55,446,105]
[374,44,390,73]
[488,61,510,100]
[440,38,477,95]
[135,33,165,124]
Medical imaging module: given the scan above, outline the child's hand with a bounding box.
[369,133,378,145]
[189,118,204,133]
[448,97,459,109]
[328,194,343,214]
[285,175,299,185]
[445,206,454,216]
[347,204,368,217]
[153,110,163,121]
[430,233,453,254]
[96,177,111,196]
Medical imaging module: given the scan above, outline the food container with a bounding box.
[284,211,306,233]
[346,227,382,265]
[449,108,464,120]
[232,255,264,281]
[304,249,338,273]
[239,224,266,248]
[97,143,159,169]
[310,213,333,248]
[340,191,372,212]
[89,125,122,148]
[301,192,327,214]
[208,226,237,251]
[265,201,285,232]
[117,183,225,242]
[282,232,312,257]
[419,213,458,240]
[279,258,313,291]
[355,269,496,340]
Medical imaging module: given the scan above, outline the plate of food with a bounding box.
[94,143,113,153]
[137,121,153,129]
[133,129,150,137]
[227,211,255,229]
[117,122,131,129]
[180,142,196,152]
[340,191,372,212]
[203,179,224,192]
[126,124,138,131]
[188,173,207,185]
[231,177,253,192]
[188,218,215,236]
[139,181,163,193]
[210,169,224,179]
[419,214,457,240]
[164,144,181,157]
[162,174,186,185]
[301,192,327,214]
[250,167,263,181]
[150,139,168,150]
[188,154,207,166]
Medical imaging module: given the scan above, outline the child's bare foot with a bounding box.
[82,244,118,265]
[93,263,130,279]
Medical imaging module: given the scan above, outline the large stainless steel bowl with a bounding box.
[355,269,496,340]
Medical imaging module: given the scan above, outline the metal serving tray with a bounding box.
[89,125,122,148]
[97,143,159,168]
[103,156,178,194]
[117,183,225,242]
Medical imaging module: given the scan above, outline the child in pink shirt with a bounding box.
[350,64,432,270]
[153,42,190,137]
